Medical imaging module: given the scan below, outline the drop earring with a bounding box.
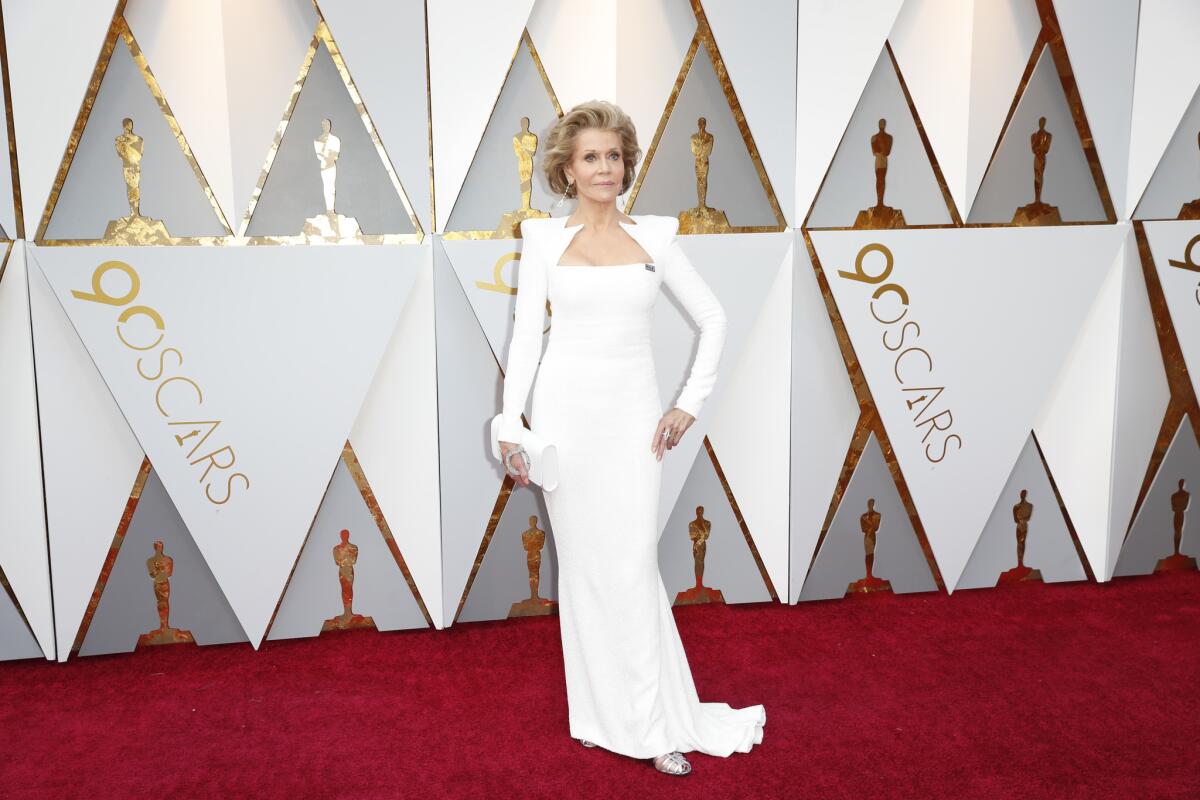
[553,177,573,210]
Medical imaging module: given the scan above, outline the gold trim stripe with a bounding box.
[0,1,24,239]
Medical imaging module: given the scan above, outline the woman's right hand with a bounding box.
[499,441,531,487]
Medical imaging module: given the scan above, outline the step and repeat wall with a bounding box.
[1,0,1197,662]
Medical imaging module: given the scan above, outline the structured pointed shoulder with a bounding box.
[518,216,565,241]
[623,214,679,261]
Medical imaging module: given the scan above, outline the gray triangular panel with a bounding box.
[633,42,776,227]
[0,581,42,661]
[1115,418,1200,576]
[79,469,247,657]
[246,39,415,236]
[44,37,226,240]
[808,48,954,228]
[457,488,559,623]
[445,36,564,232]
[968,46,1106,224]
[658,444,772,605]
[799,434,936,601]
[434,238,514,623]
[268,458,428,641]
[957,434,1086,589]
[1134,83,1200,220]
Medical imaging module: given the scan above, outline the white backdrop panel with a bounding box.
[615,0,697,189]
[0,243,54,657]
[1055,0,1139,221]
[32,244,414,646]
[6,0,119,235]
[28,257,147,661]
[888,0,973,218]
[528,0,617,114]
[428,0,536,232]
[705,242,792,597]
[964,0,1041,217]
[703,0,796,225]
[794,0,902,224]
[349,246,443,627]
[221,0,318,228]
[1034,226,1168,580]
[1108,229,1172,578]
[654,234,789,537]
[1125,0,1200,218]
[813,225,1125,589]
[789,237,860,603]
[320,0,432,233]
[125,0,236,229]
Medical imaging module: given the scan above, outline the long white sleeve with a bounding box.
[497,224,548,443]
[661,237,727,419]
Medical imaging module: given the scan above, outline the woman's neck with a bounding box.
[568,198,625,231]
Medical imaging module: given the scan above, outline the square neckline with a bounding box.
[554,218,652,269]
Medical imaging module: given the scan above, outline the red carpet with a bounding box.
[2,572,1198,799]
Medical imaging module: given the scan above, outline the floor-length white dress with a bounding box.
[497,214,766,759]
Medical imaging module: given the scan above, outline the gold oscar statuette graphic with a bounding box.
[1155,480,1197,572]
[847,498,893,594]
[674,506,726,605]
[1012,116,1063,226]
[509,516,558,617]
[1178,132,1200,220]
[998,489,1044,584]
[136,540,195,647]
[302,119,363,243]
[853,119,907,229]
[322,529,376,632]
[103,117,172,244]
[496,117,550,238]
[678,117,731,234]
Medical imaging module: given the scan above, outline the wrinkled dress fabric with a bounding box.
[497,215,765,759]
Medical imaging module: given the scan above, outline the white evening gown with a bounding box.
[497,214,766,759]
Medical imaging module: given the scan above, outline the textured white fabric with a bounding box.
[497,214,766,759]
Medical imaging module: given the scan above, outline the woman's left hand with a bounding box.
[651,408,696,461]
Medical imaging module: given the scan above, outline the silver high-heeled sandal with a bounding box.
[580,739,597,748]
[652,752,692,775]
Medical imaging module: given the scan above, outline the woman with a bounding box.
[495,100,765,776]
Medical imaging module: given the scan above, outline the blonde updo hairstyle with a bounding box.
[543,100,641,199]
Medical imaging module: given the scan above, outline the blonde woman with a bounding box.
[495,100,765,775]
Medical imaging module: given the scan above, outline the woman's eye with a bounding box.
[609,153,621,160]
[584,154,595,162]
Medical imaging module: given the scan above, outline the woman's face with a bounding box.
[564,128,624,205]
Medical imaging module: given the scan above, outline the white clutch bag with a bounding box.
[490,414,560,491]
